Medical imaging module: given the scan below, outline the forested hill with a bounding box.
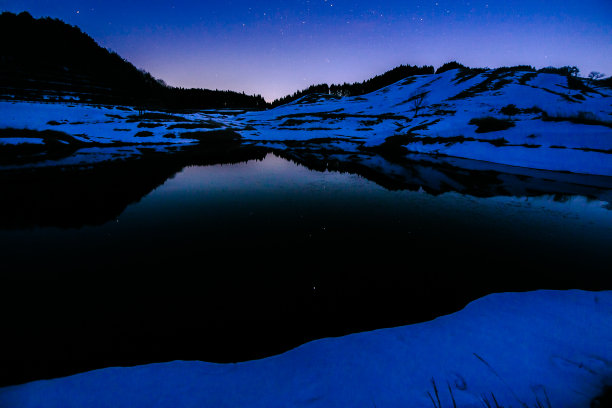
[0,11,267,109]
[270,64,435,107]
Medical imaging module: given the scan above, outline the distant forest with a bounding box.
[1,11,609,110]
[270,65,435,107]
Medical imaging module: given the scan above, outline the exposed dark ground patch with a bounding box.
[469,117,515,133]
[167,121,224,130]
[573,147,612,154]
[370,134,510,155]
[542,111,612,128]
[0,128,85,164]
[453,68,488,84]
[530,85,581,103]
[450,71,515,100]
[280,118,319,126]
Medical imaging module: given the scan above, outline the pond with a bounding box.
[1,152,611,386]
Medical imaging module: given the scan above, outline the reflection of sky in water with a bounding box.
[158,154,366,195]
[139,153,612,229]
[107,154,612,265]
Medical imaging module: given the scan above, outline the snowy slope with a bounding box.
[0,101,243,168]
[1,290,610,408]
[235,69,612,176]
[1,69,611,175]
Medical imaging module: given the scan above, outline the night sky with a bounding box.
[2,1,611,101]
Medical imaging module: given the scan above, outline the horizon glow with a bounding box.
[2,0,611,101]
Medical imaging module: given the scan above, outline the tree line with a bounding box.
[271,64,434,107]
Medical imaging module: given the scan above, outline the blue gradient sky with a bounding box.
[2,0,611,101]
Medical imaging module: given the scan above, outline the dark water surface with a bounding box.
[1,153,611,386]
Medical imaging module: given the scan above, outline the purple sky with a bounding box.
[2,0,611,101]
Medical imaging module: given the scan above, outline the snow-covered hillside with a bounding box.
[1,290,610,408]
[0,101,244,168]
[1,69,611,176]
[236,69,612,176]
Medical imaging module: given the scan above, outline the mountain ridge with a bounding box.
[0,11,266,109]
[2,11,610,109]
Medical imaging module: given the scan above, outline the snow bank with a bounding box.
[1,290,610,408]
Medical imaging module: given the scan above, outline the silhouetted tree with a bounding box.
[588,71,605,84]
[492,65,536,74]
[435,61,468,74]
[568,66,580,77]
[410,91,428,118]
[500,104,520,119]
[538,66,580,77]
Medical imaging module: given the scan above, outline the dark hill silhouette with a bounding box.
[2,12,609,110]
[271,64,434,107]
[0,11,266,109]
[272,62,612,107]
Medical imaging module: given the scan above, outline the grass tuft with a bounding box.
[427,378,442,408]
[481,393,504,408]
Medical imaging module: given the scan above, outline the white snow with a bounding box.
[0,101,241,146]
[0,137,44,145]
[238,69,612,176]
[1,70,611,175]
[0,101,242,168]
[1,290,610,408]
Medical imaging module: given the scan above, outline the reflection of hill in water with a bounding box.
[278,149,612,204]
[0,146,269,229]
[2,146,610,229]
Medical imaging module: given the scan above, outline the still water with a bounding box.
[1,153,611,385]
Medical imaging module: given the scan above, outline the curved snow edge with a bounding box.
[1,289,611,408]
